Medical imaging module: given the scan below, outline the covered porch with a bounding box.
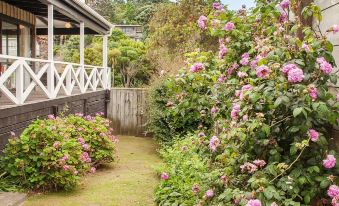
[0,0,113,108]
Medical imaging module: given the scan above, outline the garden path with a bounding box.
[24,136,161,206]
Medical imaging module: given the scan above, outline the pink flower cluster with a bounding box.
[190,63,204,73]
[211,107,218,114]
[90,167,96,173]
[282,64,304,83]
[219,43,228,59]
[279,11,288,23]
[161,172,169,180]
[280,0,290,9]
[323,155,336,169]
[228,63,239,75]
[241,159,266,173]
[253,159,266,168]
[308,129,319,142]
[231,104,241,120]
[328,185,339,206]
[80,152,92,163]
[238,71,248,78]
[256,65,271,79]
[250,55,264,69]
[205,189,214,198]
[209,136,220,151]
[53,141,61,148]
[240,53,250,66]
[61,154,69,162]
[198,16,208,30]
[317,57,333,74]
[48,114,55,120]
[212,2,224,11]
[236,84,252,100]
[224,22,235,31]
[246,199,262,206]
[218,74,226,82]
[309,86,318,101]
[302,43,310,53]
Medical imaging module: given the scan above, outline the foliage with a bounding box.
[1,114,117,191]
[153,0,339,205]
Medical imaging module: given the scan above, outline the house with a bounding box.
[114,25,143,41]
[0,0,113,150]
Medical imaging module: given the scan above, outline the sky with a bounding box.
[221,0,256,10]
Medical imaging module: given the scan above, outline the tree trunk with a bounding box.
[292,0,314,40]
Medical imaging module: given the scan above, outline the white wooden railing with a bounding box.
[0,54,111,105]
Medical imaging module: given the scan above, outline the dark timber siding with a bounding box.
[0,90,109,151]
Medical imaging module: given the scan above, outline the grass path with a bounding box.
[24,136,161,206]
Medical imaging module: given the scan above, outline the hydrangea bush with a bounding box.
[154,0,339,205]
[1,113,117,191]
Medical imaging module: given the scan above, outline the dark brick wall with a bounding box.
[0,90,110,151]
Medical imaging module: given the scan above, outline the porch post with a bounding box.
[80,21,85,92]
[102,34,108,89]
[47,4,55,98]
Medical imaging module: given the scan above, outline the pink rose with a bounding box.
[205,189,214,198]
[328,185,339,198]
[247,199,262,206]
[323,155,336,169]
[161,172,169,180]
[256,65,271,79]
[224,22,235,31]
[308,129,319,142]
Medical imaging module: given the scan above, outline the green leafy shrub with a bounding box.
[1,114,117,191]
[154,0,339,205]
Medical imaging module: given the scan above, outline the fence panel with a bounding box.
[108,88,148,137]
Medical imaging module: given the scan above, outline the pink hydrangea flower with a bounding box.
[192,184,200,194]
[287,67,304,83]
[308,129,319,142]
[231,104,241,120]
[211,107,218,114]
[209,136,220,151]
[198,16,208,30]
[309,86,318,101]
[53,141,61,148]
[161,172,169,180]
[224,22,235,31]
[219,44,228,59]
[63,165,70,171]
[256,65,271,79]
[190,63,204,73]
[280,0,290,9]
[328,185,339,198]
[90,167,96,173]
[317,57,333,74]
[332,25,339,34]
[240,162,258,173]
[247,199,262,206]
[302,43,310,53]
[205,189,214,198]
[323,155,336,169]
[253,159,266,168]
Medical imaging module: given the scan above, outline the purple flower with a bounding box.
[282,63,297,74]
[78,137,85,144]
[309,86,318,101]
[161,172,169,180]
[219,44,228,59]
[48,114,55,120]
[302,43,310,52]
[280,0,290,9]
[218,74,226,82]
[192,184,200,194]
[240,53,250,65]
[209,136,220,151]
[279,11,288,23]
[190,63,204,73]
[308,129,319,142]
[317,57,333,74]
[82,144,90,150]
[332,25,339,34]
[198,132,205,138]
[85,115,93,121]
[212,2,224,11]
[61,155,69,162]
[198,16,208,30]
[80,152,91,163]
[211,107,218,114]
[240,84,252,100]
[90,167,96,173]
[205,189,214,198]
[231,104,241,120]
[287,67,304,83]
[246,199,262,206]
[63,165,70,171]
[256,65,271,79]
[328,185,339,198]
[224,22,235,31]
[323,155,336,169]
[240,162,258,173]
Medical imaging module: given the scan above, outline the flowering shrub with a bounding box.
[1,114,117,191]
[154,0,339,205]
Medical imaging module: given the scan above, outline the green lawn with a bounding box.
[24,136,161,206]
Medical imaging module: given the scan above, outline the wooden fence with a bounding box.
[107,88,149,137]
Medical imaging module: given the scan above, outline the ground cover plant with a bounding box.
[0,113,117,192]
[153,0,339,205]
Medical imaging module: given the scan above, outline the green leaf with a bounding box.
[293,107,303,117]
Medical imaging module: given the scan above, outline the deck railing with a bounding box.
[0,54,111,105]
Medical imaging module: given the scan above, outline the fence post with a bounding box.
[16,60,24,104]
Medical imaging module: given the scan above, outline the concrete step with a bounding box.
[0,192,26,206]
